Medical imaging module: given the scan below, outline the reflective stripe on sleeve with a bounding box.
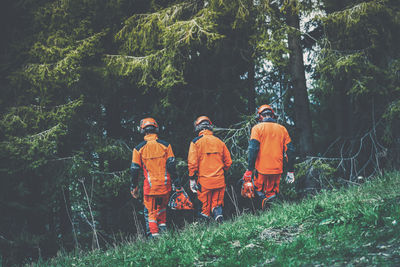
[143,163,152,188]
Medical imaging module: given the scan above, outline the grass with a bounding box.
[35,171,400,266]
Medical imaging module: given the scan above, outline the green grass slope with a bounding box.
[38,172,400,266]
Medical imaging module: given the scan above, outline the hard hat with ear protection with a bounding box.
[256,105,276,121]
[194,116,213,132]
[140,117,159,134]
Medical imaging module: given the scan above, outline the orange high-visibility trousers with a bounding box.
[143,193,169,236]
[253,173,281,200]
[197,186,225,218]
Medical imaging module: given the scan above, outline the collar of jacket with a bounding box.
[198,129,213,136]
[144,133,158,141]
[261,118,277,123]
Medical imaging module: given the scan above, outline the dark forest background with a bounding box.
[0,0,399,265]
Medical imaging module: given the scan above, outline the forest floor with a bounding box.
[35,171,400,266]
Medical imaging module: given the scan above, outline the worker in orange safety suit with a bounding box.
[130,117,181,238]
[242,105,295,210]
[188,116,232,222]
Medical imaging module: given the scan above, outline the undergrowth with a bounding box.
[34,171,400,266]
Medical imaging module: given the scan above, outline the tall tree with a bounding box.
[255,0,316,156]
[315,0,400,152]
[284,0,314,156]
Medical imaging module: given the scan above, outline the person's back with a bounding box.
[134,134,173,195]
[242,105,295,210]
[188,116,232,222]
[251,120,290,175]
[130,118,181,237]
[189,130,231,189]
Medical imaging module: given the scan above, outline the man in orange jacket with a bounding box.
[242,105,295,210]
[188,116,232,222]
[130,117,181,238]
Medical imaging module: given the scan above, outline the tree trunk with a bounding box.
[59,187,73,247]
[285,4,313,156]
[248,56,256,113]
[334,85,346,138]
[334,79,354,139]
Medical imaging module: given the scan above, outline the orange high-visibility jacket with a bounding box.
[250,122,291,174]
[188,130,232,189]
[132,134,174,195]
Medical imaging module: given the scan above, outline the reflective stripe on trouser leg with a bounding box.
[159,213,167,234]
[143,195,159,235]
[144,195,159,235]
[143,206,151,237]
[157,197,168,232]
[144,193,170,236]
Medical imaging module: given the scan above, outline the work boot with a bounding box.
[214,215,223,223]
[261,198,270,210]
[149,233,160,239]
[262,194,277,210]
[159,223,167,233]
[212,206,223,223]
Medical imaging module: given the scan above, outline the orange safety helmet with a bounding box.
[140,117,159,134]
[241,181,255,199]
[194,116,213,132]
[168,189,194,210]
[256,104,276,121]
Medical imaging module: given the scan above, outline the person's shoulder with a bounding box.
[191,135,203,144]
[252,122,264,131]
[135,141,147,151]
[271,123,290,136]
[156,139,170,147]
[276,123,288,131]
[213,134,225,143]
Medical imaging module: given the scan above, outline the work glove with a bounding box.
[285,172,295,183]
[242,170,253,182]
[189,179,198,193]
[130,184,139,199]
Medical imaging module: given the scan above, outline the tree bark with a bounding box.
[59,187,72,244]
[285,4,314,156]
[334,80,354,139]
[248,56,256,113]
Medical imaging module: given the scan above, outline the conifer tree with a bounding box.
[315,0,400,152]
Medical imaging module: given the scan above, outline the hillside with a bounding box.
[36,172,400,266]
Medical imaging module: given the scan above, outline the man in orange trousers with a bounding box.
[188,116,232,222]
[242,105,295,209]
[130,117,181,237]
